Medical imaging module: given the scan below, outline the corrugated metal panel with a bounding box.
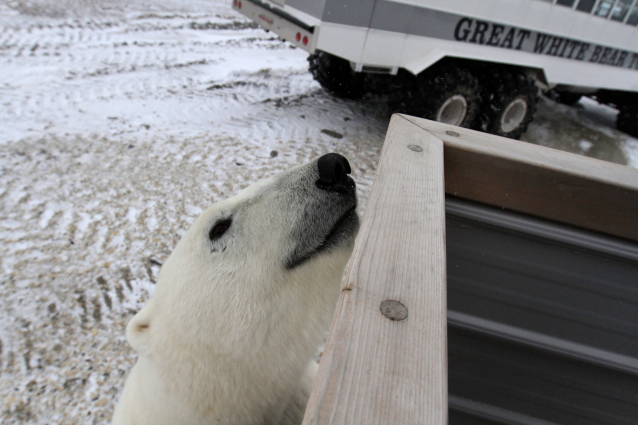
[446,197,638,424]
[449,328,638,425]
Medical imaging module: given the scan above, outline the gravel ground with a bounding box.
[1,0,637,423]
[0,2,385,422]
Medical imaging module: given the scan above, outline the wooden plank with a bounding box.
[400,114,638,242]
[302,114,448,425]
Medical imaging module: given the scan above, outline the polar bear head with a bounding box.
[125,153,359,376]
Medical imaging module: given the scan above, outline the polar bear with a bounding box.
[112,153,359,425]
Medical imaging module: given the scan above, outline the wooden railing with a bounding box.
[303,114,448,425]
[302,114,638,425]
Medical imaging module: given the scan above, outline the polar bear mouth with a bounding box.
[321,205,358,247]
[285,205,359,270]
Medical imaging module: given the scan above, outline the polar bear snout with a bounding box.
[284,153,359,270]
[315,153,355,196]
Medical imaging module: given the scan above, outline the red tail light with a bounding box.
[302,36,308,45]
[295,33,301,42]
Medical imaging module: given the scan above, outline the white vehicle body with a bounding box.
[234,0,638,93]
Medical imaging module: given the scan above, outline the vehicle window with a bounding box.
[556,0,576,6]
[594,0,614,17]
[576,0,597,13]
[612,0,632,21]
[627,3,638,24]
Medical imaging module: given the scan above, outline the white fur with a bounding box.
[112,159,358,425]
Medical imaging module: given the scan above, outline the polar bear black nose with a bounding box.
[316,153,354,194]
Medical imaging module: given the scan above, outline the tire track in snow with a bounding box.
[0,3,389,423]
[0,14,296,141]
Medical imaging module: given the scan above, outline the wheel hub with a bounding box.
[437,95,468,127]
[500,97,528,133]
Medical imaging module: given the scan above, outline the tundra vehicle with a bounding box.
[233,0,638,139]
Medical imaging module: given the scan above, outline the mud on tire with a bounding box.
[476,67,539,140]
[405,60,481,128]
[617,103,638,138]
[308,51,366,99]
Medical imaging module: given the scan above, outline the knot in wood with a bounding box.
[380,300,408,321]
[445,130,460,137]
[407,144,423,152]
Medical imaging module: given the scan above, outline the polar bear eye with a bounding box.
[209,219,232,241]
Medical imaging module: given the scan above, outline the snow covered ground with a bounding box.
[1,0,637,423]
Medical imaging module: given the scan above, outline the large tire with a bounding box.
[406,60,481,128]
[617,103,638,138]
[476,67,539,139]
[308,51,366,99]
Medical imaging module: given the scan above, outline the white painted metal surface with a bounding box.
[236,0,638,92]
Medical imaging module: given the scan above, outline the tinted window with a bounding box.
[576,0,596,13]
[557,0,576,6]
[595,0,614,17]
[612,0,632,21]
[628,4,638,25]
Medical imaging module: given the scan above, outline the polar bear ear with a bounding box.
[126,305,152,354]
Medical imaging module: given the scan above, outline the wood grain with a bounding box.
[400,115,638,242]
[302,115,448,424]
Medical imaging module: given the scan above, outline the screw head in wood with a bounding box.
[407,145,423,152]
[446,130,460,137]
[380,300,408,321]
